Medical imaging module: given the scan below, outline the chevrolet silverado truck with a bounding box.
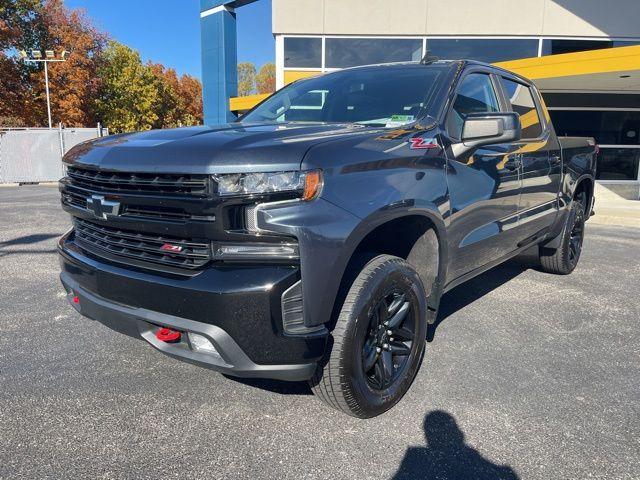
[58,59,596,418]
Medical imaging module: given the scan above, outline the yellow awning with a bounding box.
[229,93,269,112]
[496,45,640,92]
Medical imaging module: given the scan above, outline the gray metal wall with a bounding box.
[0,127,105,184]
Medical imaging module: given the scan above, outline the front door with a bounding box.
[444,71,522,280]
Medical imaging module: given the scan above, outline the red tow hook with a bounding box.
[156,327,181,343]
[68,292,81,310]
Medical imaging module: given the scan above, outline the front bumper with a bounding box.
[58,232,327,381]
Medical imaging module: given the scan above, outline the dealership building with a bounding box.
[201,0,640,198]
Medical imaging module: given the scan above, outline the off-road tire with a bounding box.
[309,255,428,418]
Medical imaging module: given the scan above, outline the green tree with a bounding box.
[95,41,160,133]
[237,62,256,96]
[148,62,181,128]
[256,62,275,94]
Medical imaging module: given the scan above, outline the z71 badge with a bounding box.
[409,137,439,150]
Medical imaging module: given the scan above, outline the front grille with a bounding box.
[67,167,209,196]
[61,190,193,221]
[73,218,211,269]
[122,204,192,220]
[62,189,87,210]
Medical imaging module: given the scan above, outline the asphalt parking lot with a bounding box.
[1,185,639,479]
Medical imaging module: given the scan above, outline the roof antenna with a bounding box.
[420,51,439,65]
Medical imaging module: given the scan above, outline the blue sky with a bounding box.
[65,0,274,78]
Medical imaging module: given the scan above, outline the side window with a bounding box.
[448,73,499,139]
[501,77,543,139]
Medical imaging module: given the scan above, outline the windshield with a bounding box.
[241,65,446,127]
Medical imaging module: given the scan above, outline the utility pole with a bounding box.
[19,49,68,129]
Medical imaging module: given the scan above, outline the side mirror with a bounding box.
[461,112,521,149]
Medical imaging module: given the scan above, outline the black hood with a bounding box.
[63,122,378,174]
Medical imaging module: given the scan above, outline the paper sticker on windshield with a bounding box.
[385,115,415,128]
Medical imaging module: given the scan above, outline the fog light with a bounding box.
[188,333,223,360]
[213,243,299,260]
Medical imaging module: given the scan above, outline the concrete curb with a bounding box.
[592,184,640,228]
[0,182,58,188]
[589,213,640,228]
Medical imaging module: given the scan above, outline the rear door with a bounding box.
[497,76,562,241]
[444,70,522,280]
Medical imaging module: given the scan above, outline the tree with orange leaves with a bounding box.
[148,62,204,129]
[1,0,203,131]
[256,62,275,95]
[33,0,106,127]
[177,74,203,126]
[0,0,44,126]
[1,0,106,127]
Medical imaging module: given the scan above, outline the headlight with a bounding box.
[213,170,322,200]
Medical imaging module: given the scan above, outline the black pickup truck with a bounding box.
[58,60,596,418]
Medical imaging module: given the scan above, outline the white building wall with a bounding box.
[273,0,640,39]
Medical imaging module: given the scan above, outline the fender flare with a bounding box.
[547,174,595,249]
[335,201,449,322]
[571,174,595,198]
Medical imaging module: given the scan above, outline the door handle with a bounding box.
[550,154,561,164]
[503,158,520,171]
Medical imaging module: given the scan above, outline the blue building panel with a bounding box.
[200,0,260,125]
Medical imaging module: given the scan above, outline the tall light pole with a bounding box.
[19,49,68,129]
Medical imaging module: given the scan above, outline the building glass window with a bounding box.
[595,148,640,181]
[284,37,322,68]
[501,78,543,139]
[426,39,538,63]
[549,111,640,146]
[541,39,640,56]
[613,40,640,48]
[325,38,423,69]
[448,73,499,139]
[550,110,640,181]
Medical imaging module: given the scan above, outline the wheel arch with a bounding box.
[573,175,595,216]
[330,208,448,326]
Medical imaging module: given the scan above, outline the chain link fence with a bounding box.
[0,125,107,184]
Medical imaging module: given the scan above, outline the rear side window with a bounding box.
[501,78,543,139]
[448,73,499,139]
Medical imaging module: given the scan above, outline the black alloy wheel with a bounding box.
[362,291,417,390]
[567,212,584,266]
